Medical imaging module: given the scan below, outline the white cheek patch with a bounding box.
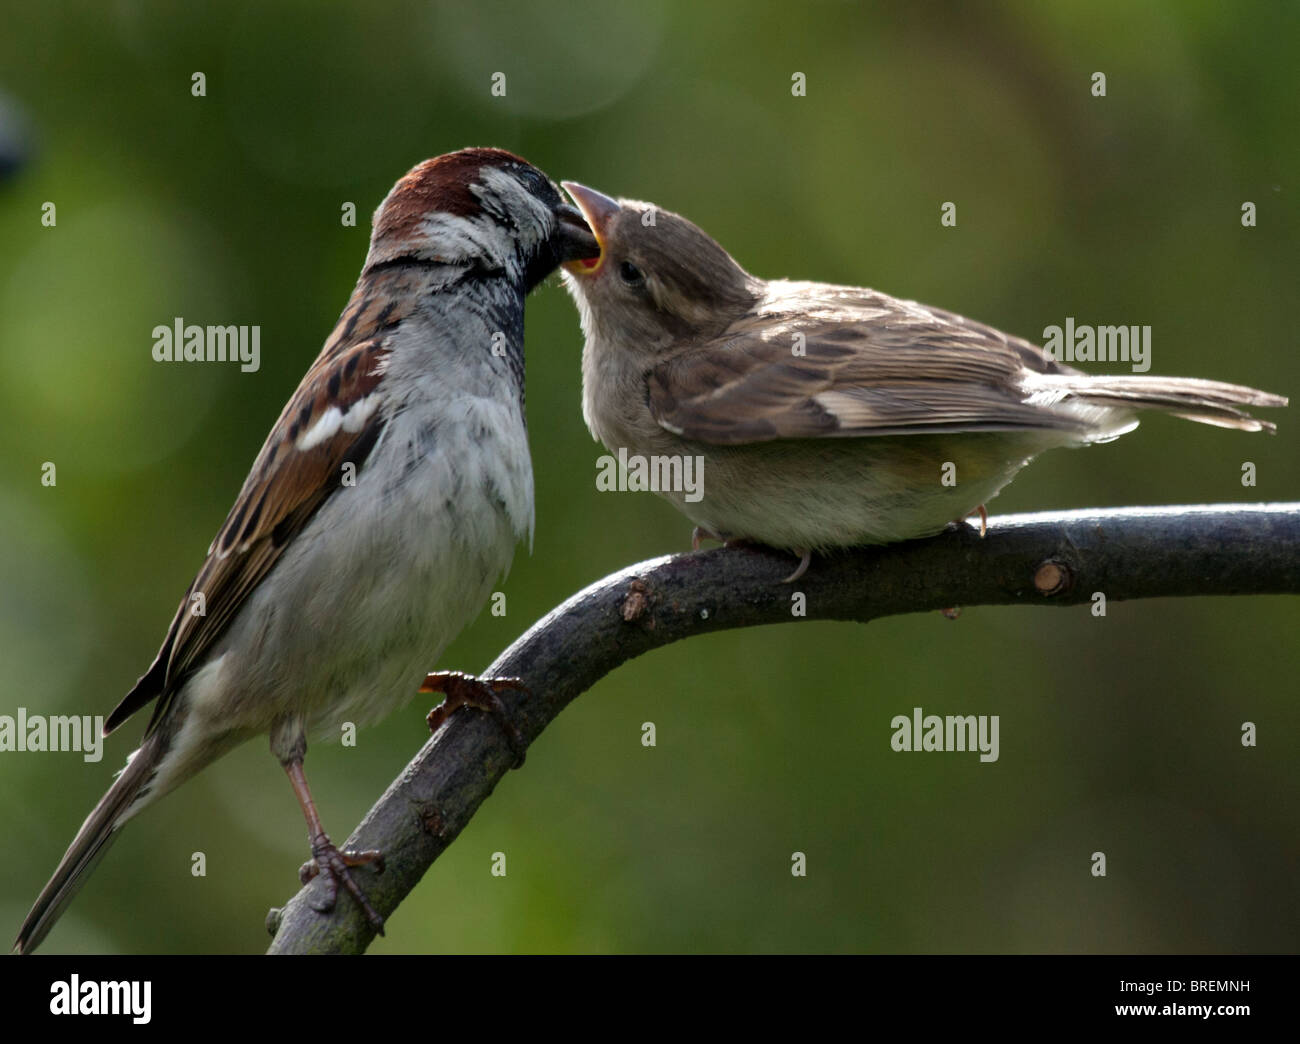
[296,394,379,451]
[415,211,499,262]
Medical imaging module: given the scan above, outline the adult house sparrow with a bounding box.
[14,148,599,953]
[561,182,1286,580]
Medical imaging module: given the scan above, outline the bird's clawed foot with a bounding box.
[298,832,385,933]
[421,670,528,768]
[691,525,723,551]
[781,549,812,584]
[953,504,988,538]
[693,527,812,583]
[696,527,806,585]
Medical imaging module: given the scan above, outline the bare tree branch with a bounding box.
[265,502,1300,953]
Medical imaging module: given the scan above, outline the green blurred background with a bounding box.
[1,0,1297,953]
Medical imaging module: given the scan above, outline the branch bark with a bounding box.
[265,502,1300,953]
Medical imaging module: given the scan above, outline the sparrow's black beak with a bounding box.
[524,202,600,292]
[552,203,600,264]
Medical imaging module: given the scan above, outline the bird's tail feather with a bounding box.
[1031,374,1287,432]
[13,731,165,954]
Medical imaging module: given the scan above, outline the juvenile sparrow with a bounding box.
[561,182,1286,579]
[14,148,598,953]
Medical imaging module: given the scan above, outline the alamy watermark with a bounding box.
[1042,317,1150,372]
[0,708,103,762]
[50,975,151,1023]
[152,317,260,372]
[890,706,999,763]
[596,447,705,503]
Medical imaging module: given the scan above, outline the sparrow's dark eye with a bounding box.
[516,166,551,199]
[618,260,645,287]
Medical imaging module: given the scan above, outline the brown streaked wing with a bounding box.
[106,285,405,736]
[646,295,1091,445]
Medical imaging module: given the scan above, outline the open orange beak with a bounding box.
[561,181,621,275]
